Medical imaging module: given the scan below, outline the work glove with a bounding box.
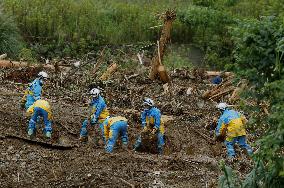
[151,128,157,135]
[20,102,25,110]
[90,118,96,125]
[142,126,148,132]
[90,115,97,125]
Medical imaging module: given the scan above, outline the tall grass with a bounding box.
[2,0,192,58]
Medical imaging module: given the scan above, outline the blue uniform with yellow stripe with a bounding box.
[134,107,165,153]
[26,100,52,134]
[103,116,128,153]
[215,109,252,157]
[80,95,110,138]
[24,78,43,110]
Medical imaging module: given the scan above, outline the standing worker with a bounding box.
[103,115,128,153]
[21,71,49,110]
[26,99,53,138]
[79,88,109,142]
[133,98,165,155]
[215,103,253,159]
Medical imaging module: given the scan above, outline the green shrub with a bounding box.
[0,9,23,57]
[230,16,284,85]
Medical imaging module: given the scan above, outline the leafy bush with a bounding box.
[229,16,284,85]
[178,6,235,68]
[0,9,23,57]
[219,15,284,188]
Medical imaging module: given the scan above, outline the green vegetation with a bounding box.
[0,9,23,57]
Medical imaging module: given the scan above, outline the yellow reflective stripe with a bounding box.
[108,116,127,127]
[99,109,110,121]
[104,125,110,140]
[109,130,113,139]
[26,104,35,117]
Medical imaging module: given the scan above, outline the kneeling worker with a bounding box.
[133,98,165,155]
[103,115,128,153]
[26,99,53,138]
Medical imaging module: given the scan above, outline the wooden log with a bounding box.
[0,60,64,70]
[202,80,233,98]
[206,71,233,77]
[209,86,235,100]
[99,63,118,81]
[0,53,7,60]
[0,134,77,150]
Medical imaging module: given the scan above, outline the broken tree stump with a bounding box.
[149,10,176,83]
[100,63,118,81]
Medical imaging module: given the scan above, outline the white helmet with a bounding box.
[216,102,228,110]
[89,88,100,98]
[143,98,154,107]
[38,71,48,79]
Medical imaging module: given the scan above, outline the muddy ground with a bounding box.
[0,66,253,187]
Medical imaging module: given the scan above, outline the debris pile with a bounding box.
[0,60,254,187]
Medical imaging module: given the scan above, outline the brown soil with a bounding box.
[0,67,252,187]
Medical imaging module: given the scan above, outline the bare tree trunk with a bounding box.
[149,10,176,83]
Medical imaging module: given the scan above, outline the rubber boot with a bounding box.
[45,131,52,139]
[157,147,163,155]
[28,128,35,139]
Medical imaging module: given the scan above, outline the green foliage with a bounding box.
[19,48,37,64]
[218,14,284,188]
[219,160,242,188]
[0,8,23,57]
[178,6,235,68]
[230,16,284,85]
[164,44,195,70]
[192,0,217,7]
[240,79,284,188]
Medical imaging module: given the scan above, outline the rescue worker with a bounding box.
[79,88,109,142]
[103,115,128,153]
[26,99,53,138]
[215,102,253,158]
[133,98,165,155]
[21,71,48,110]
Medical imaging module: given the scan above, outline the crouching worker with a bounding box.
[215,103,253,159]
[133,98,165,155]
[80,88,109,142]
[103,116,128,153]
[26,99,52,138]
